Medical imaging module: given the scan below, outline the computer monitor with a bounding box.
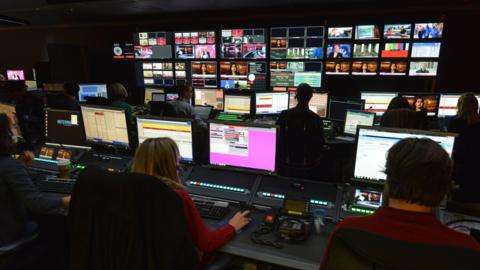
[353,126,456,183]
[383,24,412,39]
[193,106,213,120]
[25,80,37,90]
[113,42,134,59]
[255,92,289,115]
[361,92,398,116]
[220,28,267,59]
[270,26,324,60]
[220,61,267,91]
[353,188,383,209]
[327,27,353,39]
[45,109,89,148]
[288,92,328,118]
[78,84,108,102]
[328,98,365,121]
[134,31,173,59]
[409,61,438,77]
[438,94,480,118]
[343,110,375,136]
[174,30,216,59]
[209,121,277,172]
[152,93,166,102]
[194,88,224,110]
[414,23,444,39]
[270,61,322,91]
[411,42,441,58]
[80,105,130,149]
[191,61,218,88]
[136,116,193,162]
[166,93,179,101]
[401,93,440,117]
[224,93,252,114]
[136,62,174,86]
[144,88,165,104]
[6,70,25,81]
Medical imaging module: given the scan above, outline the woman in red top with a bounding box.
[131,138,250,260]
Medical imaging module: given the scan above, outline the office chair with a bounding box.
[68,166,199,270]
[15,92,46,146]
[149,101,176,117]
[84,96,110,106]
[0,232,39,270]
[322,227,480,270]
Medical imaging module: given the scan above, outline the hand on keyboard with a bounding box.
[229,210,250,231]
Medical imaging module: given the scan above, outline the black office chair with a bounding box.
[68,166,199,270]
[15,92,46,146]
[0,232,40,270]
[84,96,110,106]
[149,101,176,117]
[322,227,480,270]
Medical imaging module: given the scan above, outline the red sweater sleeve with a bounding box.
[175,188,236,253]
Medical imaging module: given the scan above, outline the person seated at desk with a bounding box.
[169,82,207,128]
[320,138,480,269]
[46,82,80,111]
[448,92,480,134]
[107,82,134,125]
[0,113,70,247]
[131,138,250,265]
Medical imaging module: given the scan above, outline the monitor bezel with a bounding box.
[223,90,253,115]
[399,92,440,117]
[193,88,225,110]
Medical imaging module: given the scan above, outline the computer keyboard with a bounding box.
[31,158,59,172]
[38,177,76,194]
[193,198,230,220]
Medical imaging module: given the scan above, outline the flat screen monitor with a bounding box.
[220,61,267,91]
[0,102,22,139]
[136,117,193,162]
[174,30,216,59]
[191,61,217,88]
[351,61,378,75]
[209,121,277,172]
[379,61,408,76]
[381,43,410,58]
[353,126,456,183]
[25,80,37,90]
[224,93,252,115]
[45,109,89,148]
[411,42,441,58]
[134,31,173,59]
[152,93,166,102]
[270,26,324,59]
[144,88,165,104]
[354,188,383,209]
[78,84,108,102]
[383,24,412,39]
[414,23,444,39]
[255,92,289,115]
[325,61,351,75]
[270,61,322,91]
[327,27,353,39]
[438,94,480,118]
[401,93,440,117]
[80,105,130,149]
[113,42,134,59]
[409,61,438,77]
[353,43,380,58]
[136,62,174,86]
[221,28,267,59]
[328,98,365,121]
[289,92,328,118]
[326,43,352,59]
[7,70,25,81]
[166,93,179,101]
[344,110,375,136]
[194,88,224,110]
[361,92,398,116]
[355,25,381,40]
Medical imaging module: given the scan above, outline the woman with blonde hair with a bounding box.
[448,92,480,133]
[131,138,250,264]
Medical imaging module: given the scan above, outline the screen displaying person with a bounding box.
[416,63,429,73]
[201,63,208,75]
[413,96,426,112]
[200,50,210,59]
[230,63,238,76]
[329,44,344,58]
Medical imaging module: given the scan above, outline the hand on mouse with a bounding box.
[228,210,250,231]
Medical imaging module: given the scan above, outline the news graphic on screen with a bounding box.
[209,122,277,172]
[270,61,322,90]
[361,92,398,115]
[383,24,412,39]
[174,62,191,86]
[326,43,352,58]
[411,42,441,58]
[224,94,252,114]
[325,61,351,75]
[191,61,217,88]
[355,25,381,40]
[414,23,444,39]
[344,110,375,135]
[45,109,89,148]
[174,31,216,59]
[352,61,378,75]
[270,26,324,59]
[401,94,440,116]
[289,92,328,118]
[221,28,267,59]
[136,62,174,86]
[255,92,289,115]
[379,61,407,76]
[354,189,383,209]
[6,70,25,81]
[381,43,410,58]
[220,61,267,91]
[327,27,353,39]
[78,84,108,102]
[113,43,134,59]
[409,61,438,76]
[80,105,129,148]
[134,31,172,59]
[194,88,224,110]
[353,43,380,58]
[353,127,455,183]
[136,117,193,162]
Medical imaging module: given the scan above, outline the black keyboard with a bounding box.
[31,159,59,172]
[38,178,76,194]
[193,199,229,220]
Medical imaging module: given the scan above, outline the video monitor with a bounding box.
[270,26,324,59]
[134,31,173,59]
[7,70,24,81]
[383,24,412,39]
[136,62,174,86]
[437,94,480,118]
[379,61,407,76]
[174,62,190,86]
[25,80,37,90]
[401,93,440,116]
[191,61,217,88]
[80,105,130,149]
[355,25,381,40]
[409,61,438,76]
[414,23,444,39]
[344,110,375,135]
[209,121,277,173]
[144,88,165,104]
[152,93,166,102]
[255,92,289,115]
[361,92,398,115]
[39,146,55,159]
[220,61,267,91]
[353,43,380,58]
[411,42,441,58]
[166,93,179,101]
[289,92,328,118]
[194,88,224,110]
[45,109,89,148]
[327,27,353,39]
[113,43,134,59]
[381,43,410,58]
[352,61,378,75]
[326,43,352,59]
[174,31,216,59]
[325,61,351,75]
[270,61,322,91]
[353,126,456,183]
[221,28,267,59]
[354,188,383,209]
[136,116,193,162]
[224,93,252,114]
[78,84,108,102]
[328,97,365,121]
